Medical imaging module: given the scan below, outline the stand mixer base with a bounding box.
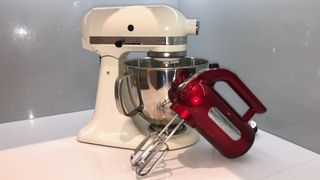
[77,114,199,150]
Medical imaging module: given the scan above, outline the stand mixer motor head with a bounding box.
[80,5,199,61]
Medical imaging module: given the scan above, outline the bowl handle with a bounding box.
[114,73,144,116]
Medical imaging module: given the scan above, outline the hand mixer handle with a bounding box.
[198,68,266,122]
[115,73,144,116]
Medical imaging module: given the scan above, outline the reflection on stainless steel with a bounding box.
[119,57,208,126]
[147,51,186,58]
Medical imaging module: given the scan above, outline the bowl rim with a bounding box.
[125,57,209,70]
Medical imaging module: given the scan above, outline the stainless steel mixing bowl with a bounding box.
[115,57,208,126]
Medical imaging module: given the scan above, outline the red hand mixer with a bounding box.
[130,67,266,176]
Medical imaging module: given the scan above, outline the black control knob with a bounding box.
[115,39,125,48]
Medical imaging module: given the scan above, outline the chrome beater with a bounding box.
[130,114,184,176]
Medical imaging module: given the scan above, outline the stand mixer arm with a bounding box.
[91,56,123,119]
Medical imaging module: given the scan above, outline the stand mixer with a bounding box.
[77,5,201,149]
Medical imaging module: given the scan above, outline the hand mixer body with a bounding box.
[170,68,267,158]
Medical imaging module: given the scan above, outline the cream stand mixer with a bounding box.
[77,5,201,149]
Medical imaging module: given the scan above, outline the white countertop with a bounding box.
[0,110,319,180]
